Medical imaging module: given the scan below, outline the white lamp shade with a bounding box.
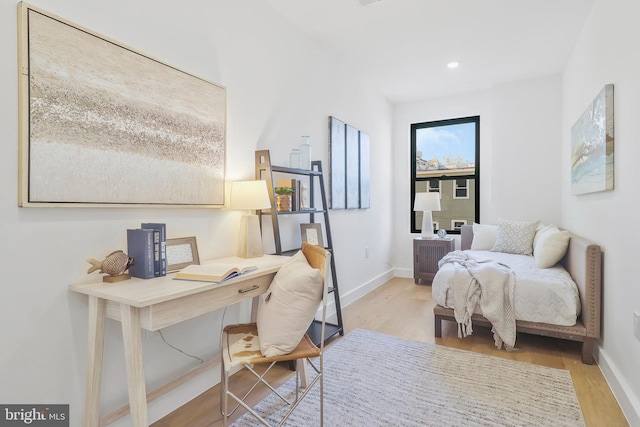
[229,180,271,210]
[413,192,441,212]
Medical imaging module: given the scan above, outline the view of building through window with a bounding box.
[410,116,479,234]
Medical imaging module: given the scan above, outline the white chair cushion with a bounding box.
[257,250,323,357]
[471,223,498,250]
[533,225,571,268]
[491,219,538,255]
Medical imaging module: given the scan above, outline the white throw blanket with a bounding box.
[438,251,517,350]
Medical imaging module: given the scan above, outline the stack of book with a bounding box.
[127,223,167,279]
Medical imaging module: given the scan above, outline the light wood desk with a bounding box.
[70,255,289,427]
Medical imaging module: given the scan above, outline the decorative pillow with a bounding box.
[532,222,548,249]
[256,250,323,357]
[491,219,538,255]
[533,225,571,268]
[471,223,498,250]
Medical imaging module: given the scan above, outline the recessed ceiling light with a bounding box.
[447,61,460,69]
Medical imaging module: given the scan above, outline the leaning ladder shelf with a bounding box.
[255,149,344,346]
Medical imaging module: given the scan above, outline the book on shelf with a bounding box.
[127,228,155,279]
[276,178,300,211]
[173,263,258,283]
[141,223,166,276]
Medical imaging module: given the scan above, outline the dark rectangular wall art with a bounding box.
[328,116,370,210]
[17,3,227,207]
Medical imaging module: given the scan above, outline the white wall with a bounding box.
[391,74,563,273]
[490,75,563,224]
[562,0,640,424]
[0,1,393,425]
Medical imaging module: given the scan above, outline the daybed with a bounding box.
[433,223,602,364]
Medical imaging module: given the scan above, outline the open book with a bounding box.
[173,263,258,283]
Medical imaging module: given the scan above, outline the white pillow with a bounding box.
[533,225,571,268]
[471,223,498,250]
[491,219,538,255]
[256,250,323,357]
[532,222,548,249]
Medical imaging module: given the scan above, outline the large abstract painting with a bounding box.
[571,84,614,195]
[18,3,226,207]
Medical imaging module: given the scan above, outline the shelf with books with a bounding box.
[255,149,343,347]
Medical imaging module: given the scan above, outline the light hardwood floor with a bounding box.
[153,277,628,427]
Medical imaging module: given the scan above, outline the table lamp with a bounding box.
[229,180,271,258]
[413,192,441,239]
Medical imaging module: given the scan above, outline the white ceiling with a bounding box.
[264,0,596,104]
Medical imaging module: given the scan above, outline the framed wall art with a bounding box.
[329,116,370,210]
[570,84,614,195]
[329,116,346,209]
[345,124,360,209]
[166,237,200,272]
[358,131,370,209]
[17,3,227,207]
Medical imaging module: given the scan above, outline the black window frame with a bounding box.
[410,116,480,235]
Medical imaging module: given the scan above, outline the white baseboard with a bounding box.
[337,268,395,309]
[597,347,640,426]
[393,267,413,279]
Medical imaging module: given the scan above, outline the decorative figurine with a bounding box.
[87,250,133,282]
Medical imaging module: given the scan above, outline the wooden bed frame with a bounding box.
[433,225,602,364]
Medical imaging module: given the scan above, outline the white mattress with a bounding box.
[432,250,581,326]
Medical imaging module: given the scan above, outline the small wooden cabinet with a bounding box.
[413,238,455,284]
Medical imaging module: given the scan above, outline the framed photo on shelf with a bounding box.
[300,223,324,247]
[166,237,200,272]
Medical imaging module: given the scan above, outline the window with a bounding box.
[453,179,469,199]
[411,116,479,234]
[452,220,467,230]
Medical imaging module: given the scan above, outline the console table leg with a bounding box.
[84,296,106,427]
[120,304,148,427]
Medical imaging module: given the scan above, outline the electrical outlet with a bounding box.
[635,312,640,342]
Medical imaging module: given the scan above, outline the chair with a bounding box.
[221,242,331,426]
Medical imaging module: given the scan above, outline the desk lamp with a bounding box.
[229,180,271,258]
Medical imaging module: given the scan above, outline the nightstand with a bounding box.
[413,237,455,284]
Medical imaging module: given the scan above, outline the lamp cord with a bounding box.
[158,330,204,364]
[158,305,230,365]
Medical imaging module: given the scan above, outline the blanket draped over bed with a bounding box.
[437,251,517,350]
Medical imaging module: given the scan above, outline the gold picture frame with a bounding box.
[17,2,226,207]
[166,237,200,273]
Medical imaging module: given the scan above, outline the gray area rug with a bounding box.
[233,329,585,426]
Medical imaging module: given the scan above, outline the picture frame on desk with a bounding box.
[166,237,200,272]
[300,223,324,247]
